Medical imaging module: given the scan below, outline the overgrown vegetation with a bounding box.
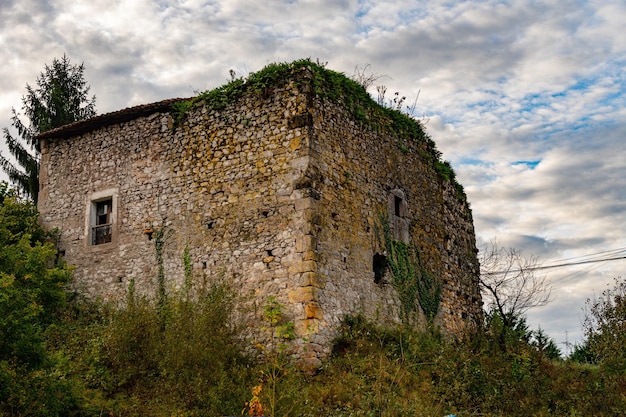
[44,277,253,416]
[0,183,78,416]
[170,59,467,202]
[8,291,626,416]
[3,182,624,416]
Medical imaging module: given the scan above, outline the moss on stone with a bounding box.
[171,58,468,204]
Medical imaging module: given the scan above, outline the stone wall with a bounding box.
[301,88,482,345]
[38,64,482,366]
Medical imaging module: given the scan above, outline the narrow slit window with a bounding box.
[389,190,409,243]
[394,195,403,217]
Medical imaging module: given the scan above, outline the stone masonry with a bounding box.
[38,61,482,367]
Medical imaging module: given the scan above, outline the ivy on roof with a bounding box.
[171,59,468,205]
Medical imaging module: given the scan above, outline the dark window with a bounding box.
[92,199,112,245]
[389,190,409,243]
[373,253,388,285]
[394,195,403,217]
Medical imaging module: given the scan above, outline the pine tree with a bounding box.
[0,55,96,202]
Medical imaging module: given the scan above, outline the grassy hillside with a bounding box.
[21,287,626,416]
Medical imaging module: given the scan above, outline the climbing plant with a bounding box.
[182,243,192,298]
[151,223,172,322]
[376,212,441,324]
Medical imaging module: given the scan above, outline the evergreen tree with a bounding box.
[568,339,598,364]
[530,327,562,360]
[0,55,96,202]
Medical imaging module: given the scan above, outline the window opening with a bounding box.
[389,190,409,243]
[373,253,388,285]
[92,198,113,245]
[394,195,403,217]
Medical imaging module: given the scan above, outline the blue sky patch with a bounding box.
[512,160,541,169]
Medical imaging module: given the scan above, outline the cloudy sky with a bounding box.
[1,0,625,350]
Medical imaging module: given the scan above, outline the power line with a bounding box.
[483,255,626,276]
[531,255,626,272]
[544,246,626,264]
[549,258,607,286]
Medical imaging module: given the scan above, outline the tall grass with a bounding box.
[296,316,626,416]
[45,280,253,416]
[42,294,626,416]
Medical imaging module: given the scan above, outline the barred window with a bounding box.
[91,199,113,245]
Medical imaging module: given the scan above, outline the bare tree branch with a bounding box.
[479,240,553,321]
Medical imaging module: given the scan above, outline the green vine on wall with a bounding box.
[376,213,441,324]
[182,244,192,298]
[152,224,172,322]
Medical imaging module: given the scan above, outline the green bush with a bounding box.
[584,277,626,373]
[66,280,254,416]
[0,183,79,416]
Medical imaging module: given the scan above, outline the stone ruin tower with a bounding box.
[37,60,482,367]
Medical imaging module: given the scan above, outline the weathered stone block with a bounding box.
[295,234,317,253]
[294,318,319,336]
[302,250,318,261]
[294,197,316,211]
[304,302,323,319]
[288,260,318,274]
[289,286,319,304]
[298,272,325,288]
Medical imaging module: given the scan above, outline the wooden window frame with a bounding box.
[86,189,118,248]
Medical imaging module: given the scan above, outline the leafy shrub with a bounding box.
[0,183,79,416]
[584,277,626,373]
[72,280,253,416]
